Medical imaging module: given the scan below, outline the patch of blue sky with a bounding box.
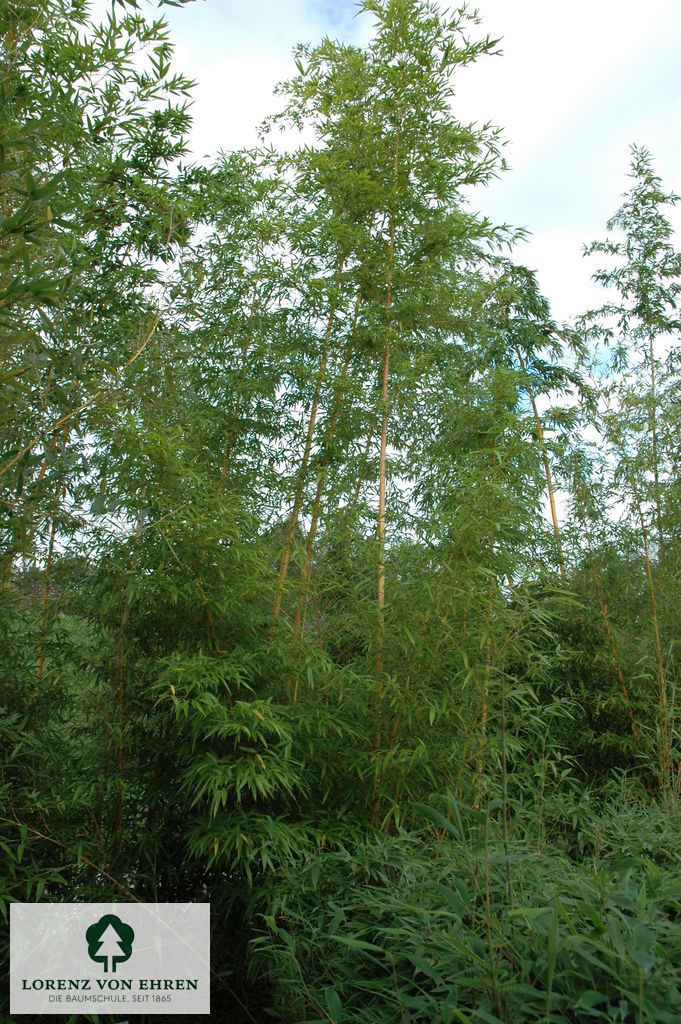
[305,0,363,32]
[161,0,365,59]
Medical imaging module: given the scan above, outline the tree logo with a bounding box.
[85,914,135,973]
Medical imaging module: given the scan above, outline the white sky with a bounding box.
[152,0,681,326]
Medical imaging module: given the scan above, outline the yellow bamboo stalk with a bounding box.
[624,456,669,780]
[494,285,566,584]
[272,260,345,618]
[586,540,640,747]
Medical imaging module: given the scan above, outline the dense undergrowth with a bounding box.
[255,793,681,1023]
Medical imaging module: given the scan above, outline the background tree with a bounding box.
[579,146,681,790]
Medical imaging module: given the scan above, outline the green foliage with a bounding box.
[254,799,681,1023]
[1,2,681,1022]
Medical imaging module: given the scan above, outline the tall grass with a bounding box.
[252,791,681,1023]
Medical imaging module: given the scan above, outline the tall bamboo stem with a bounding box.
[289,295,362,653]
[647,328,664,560]
[272,259,345,618]
[475,532,495,810]
[36,428,67,692]
[113,503,147,846]
[586,540,640,746]
[375,119,401,708]
[221,280,261,480]
[624,457,669,780]
[370,120,401,825]
[512,344,566,585]
[36,517,57,692]
[495,286,566,584]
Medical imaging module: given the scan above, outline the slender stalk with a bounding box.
[220,280,261,480]
[112,599,128,843]
[375,116,401,715]
[475,531,495,810]
[519,352,566,584]
[624,457,669,781]
[36,516,57,692]
[500,661,512,908]
[288,293,362,667]
[291,559,324,707]
[375,330,390,681]
[494,284,566,581]
[585,539,640,747]
[647,328,664,560]
[0,311,162,481]
[370,121,401,826]
[272,259,345,618]
[483,811,501,1015]
[113,503,146,847]
[346,429,373,538]
[36,427,68,692]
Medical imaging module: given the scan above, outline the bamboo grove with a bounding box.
[2,1,681,1021]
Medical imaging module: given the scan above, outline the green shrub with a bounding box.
[252,800,681,1023]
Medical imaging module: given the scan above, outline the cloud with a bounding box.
[455,0,681,319]
[88,0,681,325]
[454,0,679,163]
[160,0,369,158]
[512,229,604,326]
